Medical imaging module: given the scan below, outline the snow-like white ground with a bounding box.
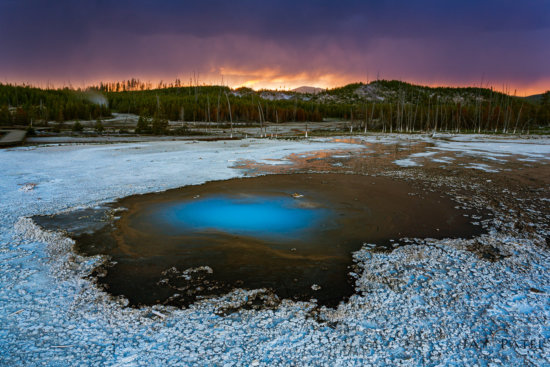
[1,135,549,366]
[432,135,550,159]
[384,134,550,168]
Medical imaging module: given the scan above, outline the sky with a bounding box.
[0,0,549,95]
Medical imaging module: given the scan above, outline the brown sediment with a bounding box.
[233,140,436,175]
[71,173,485,309]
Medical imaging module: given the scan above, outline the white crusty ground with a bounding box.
[1,135,549,366]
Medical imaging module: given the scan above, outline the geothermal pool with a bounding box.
[142,195,329,240]
[35,174,485,308]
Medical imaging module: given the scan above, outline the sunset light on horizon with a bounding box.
[1,0,549,95]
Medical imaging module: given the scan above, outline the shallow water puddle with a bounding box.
[34,174,486,308]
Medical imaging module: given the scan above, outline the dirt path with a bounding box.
[0,129,26,146]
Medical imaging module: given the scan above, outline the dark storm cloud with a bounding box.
[0,0,549,91]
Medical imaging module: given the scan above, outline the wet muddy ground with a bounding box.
[236,137,550,241]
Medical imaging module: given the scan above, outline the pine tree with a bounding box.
[14,107,29,125]
[0,105,11,126]
[94,119,104,133]
[152,113,168,135]
[72,121,84,132]
[56,108,64,123]
[538,91,550,124]
[135,115,151,134]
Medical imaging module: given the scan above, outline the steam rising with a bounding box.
[85,91,108,107]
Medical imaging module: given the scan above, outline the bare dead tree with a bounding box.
[275,109,279,137]
[513,103,523,134]
[434,98,439,133]
[257,102,264,137]
[207,95,211,122]
[217,88,221,129]
[206,95,211,132]
[224,92,233,138]
[350,108,354,133]
[364,104,368,133]
[293,95,298,122]
[370,101,376,133]
[413,94,419,132]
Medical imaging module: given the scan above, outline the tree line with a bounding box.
[0,84,111,126]
[105,86,322,124]
[1,81,549,134]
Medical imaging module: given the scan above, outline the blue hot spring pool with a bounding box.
[38,174,485,309]
[146,195,330,240]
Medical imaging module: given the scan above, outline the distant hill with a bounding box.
[292,86,324,94]
[522,94,543,104]
[305,80,541,106]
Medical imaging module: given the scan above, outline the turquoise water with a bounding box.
[150,195,328,239]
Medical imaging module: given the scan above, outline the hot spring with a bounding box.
[34,174,486,308]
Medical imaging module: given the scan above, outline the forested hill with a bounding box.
[1,80,549,133]
[0,84,111,125]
